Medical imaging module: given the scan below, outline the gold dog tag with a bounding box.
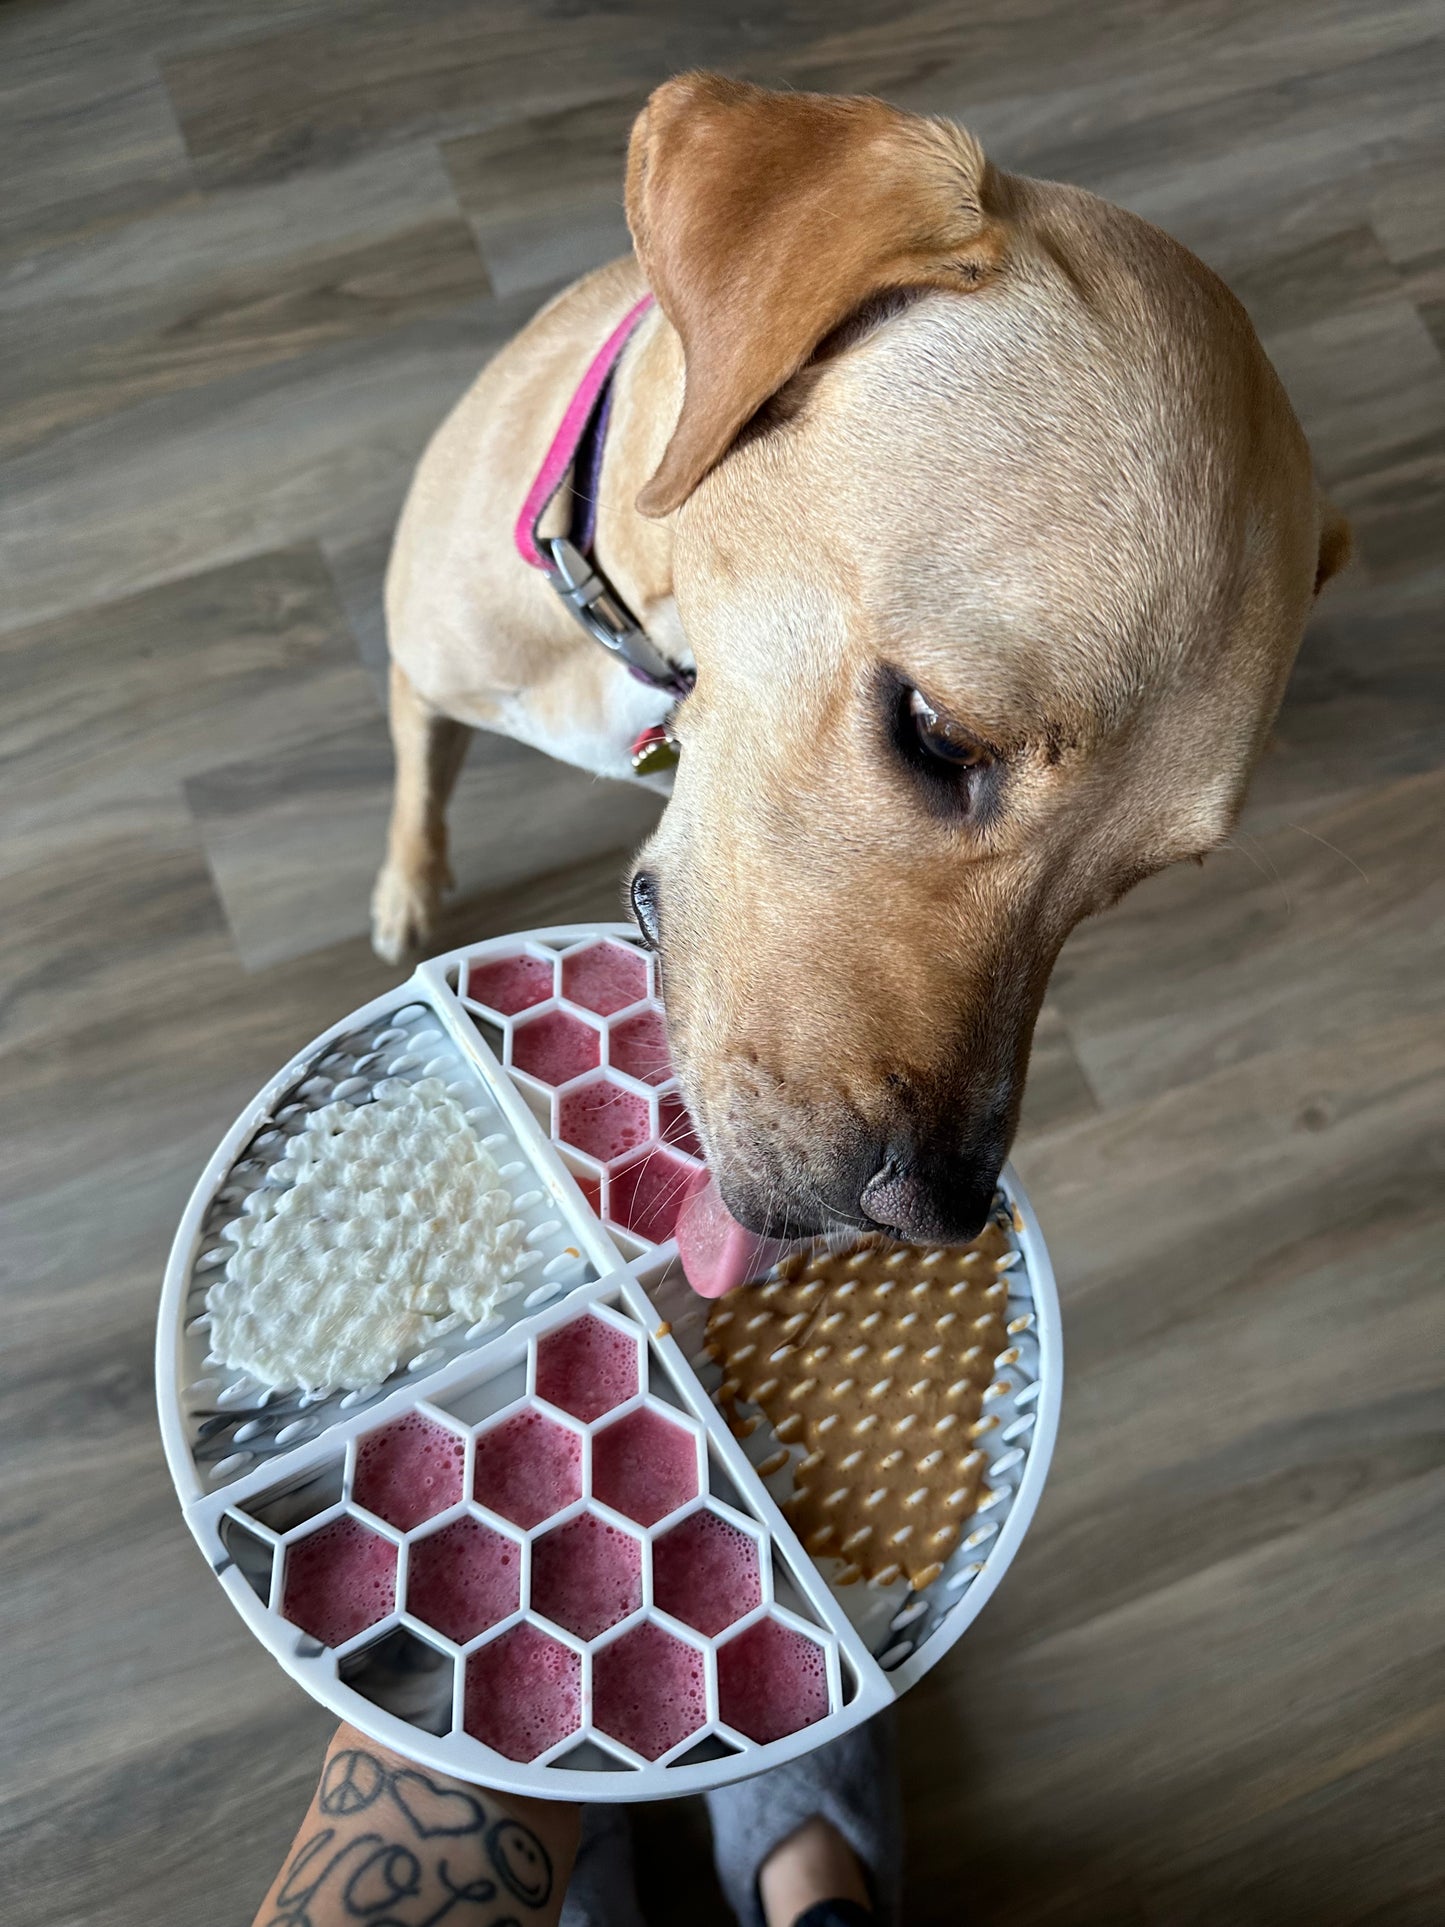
[630,724,680,775]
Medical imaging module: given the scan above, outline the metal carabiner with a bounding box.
[543,537,686,694]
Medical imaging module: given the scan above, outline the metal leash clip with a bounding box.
[544,537,686,694]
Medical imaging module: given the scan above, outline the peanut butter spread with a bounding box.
[706,1225,1018,1590]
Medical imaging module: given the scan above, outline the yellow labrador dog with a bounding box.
[374,74,1347,1263]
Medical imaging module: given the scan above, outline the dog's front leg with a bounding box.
[371,660,473,963]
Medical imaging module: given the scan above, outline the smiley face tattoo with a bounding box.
[488,1820,553,1909]
[259,1741,560,1927]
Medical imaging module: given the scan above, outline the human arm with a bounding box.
[251,1723,580,1927]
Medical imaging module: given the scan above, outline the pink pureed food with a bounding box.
[473,1407,581,1528]
[530,1512,641,1640]
[282,1516,397,1648]
[717,1617,829,1743]
[352,1413,464,1531]
[464,1624,581,1761]
[652,1509,761,1635]
[608,1008,672,1085]
[592,1406,699,1526]
[405,1517,520,1643]
[592,1621,706,1760]
[512,1009,602,1085]
[467,952,554,1015]
[561,941,648,1015]
[557,1080,650,1163]
[535,1313,640,1422]
[608,1148,694,1244]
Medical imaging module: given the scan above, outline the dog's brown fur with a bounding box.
[376,74,1347,1242]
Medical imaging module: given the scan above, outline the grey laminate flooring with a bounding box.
[1,3,1441,1923]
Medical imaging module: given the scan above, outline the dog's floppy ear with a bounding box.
[626,73,1003,518]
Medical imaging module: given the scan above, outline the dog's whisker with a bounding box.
[623,1144,698,1224]
[1218,831,1293,915]
[1284,820,1372,886]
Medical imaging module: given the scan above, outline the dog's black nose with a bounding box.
[859,1144,1000,1245]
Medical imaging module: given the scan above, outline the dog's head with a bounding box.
[624,75,1348,1244]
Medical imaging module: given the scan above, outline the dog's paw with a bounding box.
[370,861,442,965]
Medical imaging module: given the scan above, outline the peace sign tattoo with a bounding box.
[265,1743,554,1927]
[319,1751,387,1818]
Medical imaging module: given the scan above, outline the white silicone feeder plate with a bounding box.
[157,925,1062,1797]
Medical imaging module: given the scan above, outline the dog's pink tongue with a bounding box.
[676,1166,791,1299]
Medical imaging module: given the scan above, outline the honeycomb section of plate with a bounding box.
[456,939,703,1256]
[217,1301,845,1773]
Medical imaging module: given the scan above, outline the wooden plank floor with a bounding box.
[1,3,1441,1922]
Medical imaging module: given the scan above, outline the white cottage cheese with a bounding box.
[207,1078,526,1391]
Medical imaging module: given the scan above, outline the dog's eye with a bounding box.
[906,688,992,768]
[629,870,662,949]
[880,668,1000,819]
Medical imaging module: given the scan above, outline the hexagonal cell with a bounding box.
[240,1460,344,1534]
[652,1509,761,1635]
[577,1172,602,1216]
[219,1515,274,1603]
[534,1312,640,1423]
[657,1090,702,1159]
[717,1617,830,1744]
[592,1406,699,1526]
[340,1624,454,1736]
[607,1008,672,1085]
[466,951,555,1015]
[560,941,648,1016]
[464,1624,581,1762]
[592,1621,707,1760]
[556,1079,650,1163]
[281,1515,397,1648]
[470,1012,505,1060]
[473,1407,581,1529]
[530,1512,642,1640]
[352,1412,465,1531]
[511,1009,601,1086]
[405,1516,520,1643]
[607,1147,695,1244]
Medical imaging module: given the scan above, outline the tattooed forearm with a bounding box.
[254,1729,575,1927]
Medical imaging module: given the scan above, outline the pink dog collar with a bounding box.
[515,294,692,722]
[514,294,653,570]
